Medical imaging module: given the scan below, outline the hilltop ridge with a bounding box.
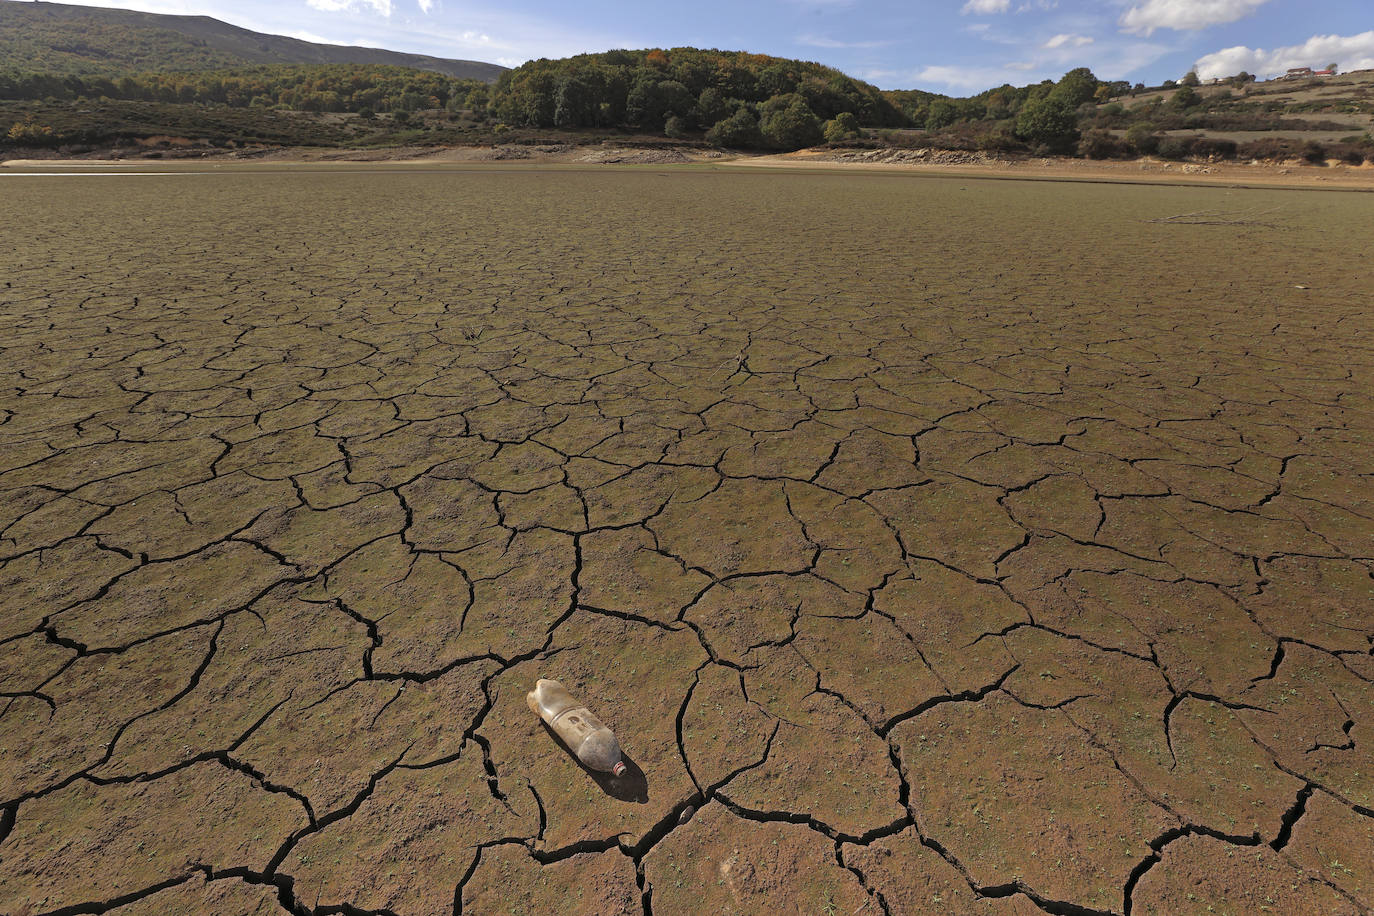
[0,0,506,81]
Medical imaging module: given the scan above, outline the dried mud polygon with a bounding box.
[0,164,1371,915]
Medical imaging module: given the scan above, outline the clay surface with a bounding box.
[0,163,1371,915]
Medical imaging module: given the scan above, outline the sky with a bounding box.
[12,0,1374,93]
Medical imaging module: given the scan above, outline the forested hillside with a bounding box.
[0,64,490,115]
[0,1,504,81]
[493,49,906,148]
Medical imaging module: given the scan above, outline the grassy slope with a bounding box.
[0,0,506,81]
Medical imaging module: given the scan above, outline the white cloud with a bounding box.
[1195,31,1374,80]
[417,0,435,11]
[306,0,394,15]
[1121,0,1269,36]
[796,34,893,50]
[883,36,1169,93]
[961,0,1011,14]
[913,63,1029,89]
[1043,33,1093,49]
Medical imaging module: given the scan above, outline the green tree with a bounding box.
[1050,67,1099,108]
[925,98,958,129]
[553,75,595,128]
[1171,84,1200,109]
[1013,95,1078,151]
[696,87,728,127]
[823,111,860,143]
[706,107,762,148]
[658,80,694,121]
[1182,70,1201,87]
[759,96,823,150]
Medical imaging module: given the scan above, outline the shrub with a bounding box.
[1171,85,1200,109]
[1332,144,1367,165]
[1189,137,1237,160]
[971,127,1023,152]
[1157,137,1189,160]
[1125,123,1159,154]
[357,107,376,120]
[822,111,860,143]
[1237,137,1304,161]
[664,115,690,139]
[1078,128,1124,159]
[5,118,56,146]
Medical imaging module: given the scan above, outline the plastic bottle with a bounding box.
[526,678,627,777]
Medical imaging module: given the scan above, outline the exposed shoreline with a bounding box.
[5,144,1374,190]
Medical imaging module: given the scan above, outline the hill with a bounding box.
[0,0,505,81]
[493,48,905,147]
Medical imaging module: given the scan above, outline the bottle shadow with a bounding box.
[540,721,648,803]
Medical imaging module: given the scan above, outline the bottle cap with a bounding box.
[612,760,627,777]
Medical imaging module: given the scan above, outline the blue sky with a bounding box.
[14,0,1374,92]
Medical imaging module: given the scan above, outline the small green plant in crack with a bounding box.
[460,325,486,341]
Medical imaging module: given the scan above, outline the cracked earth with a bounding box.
[0,164,1371,915]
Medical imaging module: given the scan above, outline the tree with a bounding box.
[925,98,958,129]
[696,87,728,127]
[657,80,694,121]
[553,75,595,128]
[664,115,690,139]
[706,108,762,148]
[1013,95,1078,152]
[760,96,823,150]
[1050,67,1099,108]
[1182,70,1201,87]
[823,111,860,143]
[625,72,663,127]
[1171,84,1200,109]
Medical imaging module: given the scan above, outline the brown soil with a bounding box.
[0,162,1371,916]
